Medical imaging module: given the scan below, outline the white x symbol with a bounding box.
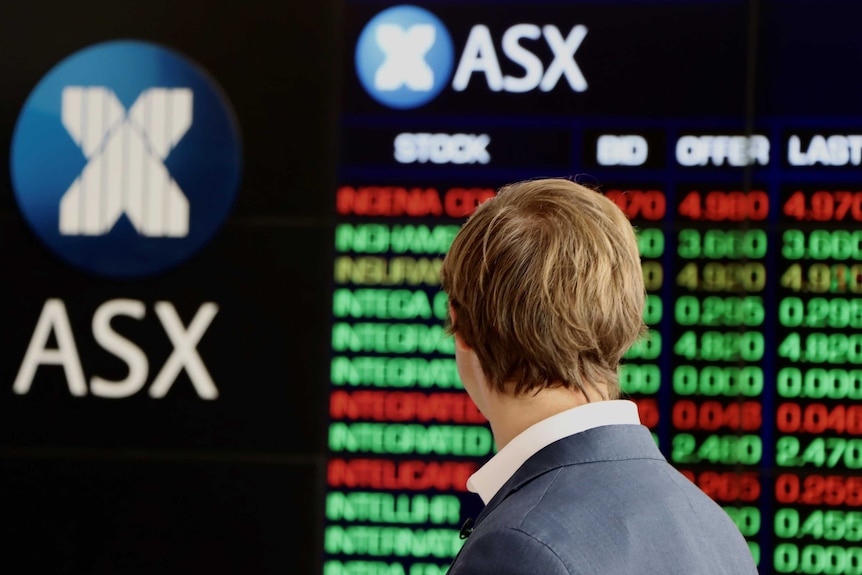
[375,24,436,91]
[148,301,220,400]
[540,25,588,92]
[59,86,193,237]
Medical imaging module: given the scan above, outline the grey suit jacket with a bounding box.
[448,424,759,574]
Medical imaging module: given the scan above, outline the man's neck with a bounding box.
[485,385,604,450]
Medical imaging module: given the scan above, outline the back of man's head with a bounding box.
[441,178,647,399]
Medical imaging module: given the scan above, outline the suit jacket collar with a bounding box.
[468,400,640,504]
[474,424,663,527]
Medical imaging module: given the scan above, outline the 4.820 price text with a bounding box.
[674,330,764,362]
[779,332,862,364]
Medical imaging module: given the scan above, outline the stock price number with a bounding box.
[637,229,665,258]
[678,190,769,221]
[674,295,765,327]
[681,470,761,502]
[775,436,862,469]
[779,296,862,328]
[781,263,862,294]
[783,190,862,222]
[671,433,762,465]
[674,331,765,362]
[619,364,661,395]
[773,541,862,575]
[775,474,862,507]
[777,402,862,435]
[782,229,862,260]
[673,365,764,397]
[779,332,862,364]
[678,229,767,259]
[637,228,664,259]
[776,367,862,400]
[676,261,766,292]
[642,261,663,291]
[672,400,761,431]
[681,469,760,503]
[605,189,666,221]
[775,508,862,543]
[643,294,663,325]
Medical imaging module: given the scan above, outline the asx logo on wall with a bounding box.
[9,40,242,400]
[10,39,242,278]
[354,4,589,109]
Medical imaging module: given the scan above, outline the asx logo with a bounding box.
[10,40,242,278]
[59,86,193,238]
[355,4,588,109]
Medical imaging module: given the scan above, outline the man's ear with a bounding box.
[449,303,472,352]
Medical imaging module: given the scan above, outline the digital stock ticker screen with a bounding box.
[322,2,862,574]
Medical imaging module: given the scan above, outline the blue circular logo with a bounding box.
[355,5,454,109]
[10,40,242,278]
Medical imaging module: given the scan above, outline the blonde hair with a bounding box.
[440,178,647,399]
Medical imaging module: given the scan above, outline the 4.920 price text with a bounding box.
[781,263,862,294]
[676,262,765,292]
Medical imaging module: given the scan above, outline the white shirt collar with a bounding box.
[466,399,641,504]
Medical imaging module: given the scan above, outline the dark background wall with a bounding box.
[0,2,341,573]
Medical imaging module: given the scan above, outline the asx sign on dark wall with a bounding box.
[9,41,239,403]
[0,1,338,568]
[6,40,237,404]
[1,38,323,452]
[353,4,588,110]
[344,2,748,117]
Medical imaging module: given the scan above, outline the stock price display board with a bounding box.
[323,2,862,574]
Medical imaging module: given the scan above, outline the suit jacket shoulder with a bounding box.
[448,425,759,575]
